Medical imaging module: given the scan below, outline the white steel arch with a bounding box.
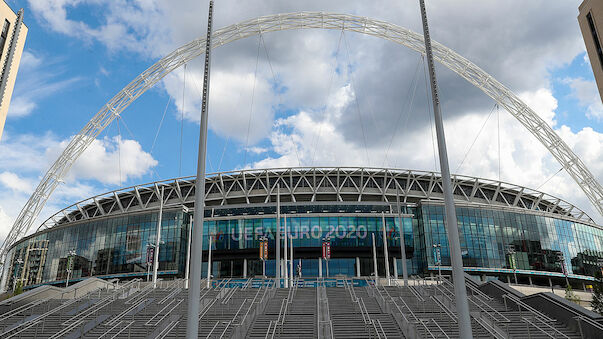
[1,11,602,272]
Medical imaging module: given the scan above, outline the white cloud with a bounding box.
[65,136,158,185]
[564,77,603,121]
[0,172,33,193]
[8,50,81,118]
[0,132,158,244]
[254,85,603,224]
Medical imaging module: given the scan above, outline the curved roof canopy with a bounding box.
[37,167,595,233]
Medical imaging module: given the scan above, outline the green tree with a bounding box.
[591,270,603,315]
[13,281,23,296]
[565,284,581,304]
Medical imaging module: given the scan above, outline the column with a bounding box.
[319,257,322,278]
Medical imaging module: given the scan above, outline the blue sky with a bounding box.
[0,0,601,242]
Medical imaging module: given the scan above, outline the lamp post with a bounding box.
[506,244,517,284]
[432,244,442,280]
[259,236,268,278]
[557,252,570,288]
[65,250,76,287]
[146,244,154,282]
[322,236,331,277]
[372,233,378,285]
[12,258,23,292]
[207,235,213,288]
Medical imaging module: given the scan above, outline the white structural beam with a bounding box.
[1,12,601,288]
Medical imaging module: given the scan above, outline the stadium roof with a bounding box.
[35,168,596,234]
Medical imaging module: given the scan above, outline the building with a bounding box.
[2,167,602,291]
[579,0,603,101]
[0,2,26,141]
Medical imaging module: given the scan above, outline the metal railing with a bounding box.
[521,317,571,339]
[574,315,603,339]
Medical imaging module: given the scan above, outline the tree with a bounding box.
[565,284,581,304]
[13,281,23,296]
[591,270,603,315]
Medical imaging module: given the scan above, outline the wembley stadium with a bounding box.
[3,167,602,291]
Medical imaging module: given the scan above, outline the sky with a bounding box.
[0,0,602,244]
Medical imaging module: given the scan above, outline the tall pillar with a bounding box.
[284,215,288,288]
[356,257,361,277]
[381,213,390,280]
[187,1,213,337]
[393,257,398,278]
[276,183,281,285]
[396,187,409,286]
[372,233,378,282]
[319,257,322,278]
[419,1,472,337]
[243,259,247,278]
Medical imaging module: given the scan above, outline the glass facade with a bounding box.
[5,202,603,289]
[421,203,603,277]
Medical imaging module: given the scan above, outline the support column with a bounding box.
[319,257,322,278]
[276,183,280,286]
[419,1,472,337]
[356,257,361,277]
[206,235,212,288]
[187,1,213,337]
[528,276,533,286]
[284,215,288,288]
[184,216,192,289]
[290,236,294,283]
[396,186,408,286]
[152,186,164,288]
[381,213,390,280]
[393,257,398,278]
[243,259,247,278]
[372,233,378,283]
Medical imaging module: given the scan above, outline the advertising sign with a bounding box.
[147,247,155,264]
[67,256,74,272]
[322,241,331,260]
[432,247,441,265]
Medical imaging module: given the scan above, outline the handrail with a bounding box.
[522,317,571,339]
[145,298,184,326]
[205,321,221,338]
[427,319,451,339]
[158,286,182,304]
[574,314,603,338]
[430,295,457,323]
[0,298,48,322]
[467,296,510,323]
[503,294,555,322]
[98,320,135,338]
[373,319,388,338]
[357,297,372,324]
[264,320,274,339]
[237,286,264,326]
[408,285,425,302]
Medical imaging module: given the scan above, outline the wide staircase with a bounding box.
[0,276,598,338]
[378,277,584,339]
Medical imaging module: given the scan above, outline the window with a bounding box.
[587,12,603,70]
[0,20,10,61]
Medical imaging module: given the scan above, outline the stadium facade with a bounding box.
[3,167,602,291]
